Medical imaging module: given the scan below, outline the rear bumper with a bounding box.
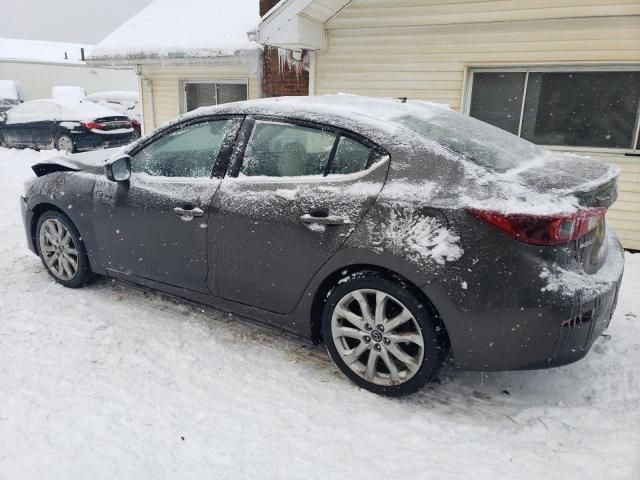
[426,226,624,371]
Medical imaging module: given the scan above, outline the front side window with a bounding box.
[131,119,231,178]
[240,121,337,177]
[469,69,640,150]
[184,82,247,112]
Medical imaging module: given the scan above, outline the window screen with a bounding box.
[132,120,231,177]
[184,82,248,112]
[469,70,640,149]
[240,121,337,177]
[521,71,640,149]
[469,72,526,135]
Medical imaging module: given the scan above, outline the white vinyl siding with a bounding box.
[314,0,640,249]
[139,60,260,134]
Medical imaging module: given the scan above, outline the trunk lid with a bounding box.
[513,153,619,274]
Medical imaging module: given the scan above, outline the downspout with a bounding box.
[135,65,155,134]
[308,51,316,96]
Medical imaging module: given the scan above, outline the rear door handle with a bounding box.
[173,206,204,217]
[300,213,344,226]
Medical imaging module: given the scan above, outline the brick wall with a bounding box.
[259,0,279,16]
[262,47,309,97]
[259,0,309,97]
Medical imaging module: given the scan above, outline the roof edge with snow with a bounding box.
[257,0,352,50]
[87,0,261,65]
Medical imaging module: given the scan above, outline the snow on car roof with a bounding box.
[84,91,139,103]
[14,99,124,120]
[90,0,260,62]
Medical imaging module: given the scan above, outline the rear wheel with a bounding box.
[36,211,93,288]
[322,272,444,396]
[56,134,75,153]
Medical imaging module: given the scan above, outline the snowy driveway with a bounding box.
[0,147,638,479]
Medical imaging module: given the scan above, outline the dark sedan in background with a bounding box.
[0,99,138,152]
[19,95,624,396]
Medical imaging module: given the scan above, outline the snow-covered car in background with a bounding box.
[19,95,624,396]
[0,99,138,152]
[83,91,141,135]
[0,80,24,113]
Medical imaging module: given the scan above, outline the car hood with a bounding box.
[31,147,124,177]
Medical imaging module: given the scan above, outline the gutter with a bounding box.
[135,65,155,133]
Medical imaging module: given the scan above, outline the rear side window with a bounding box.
[132,119,231,177]
[239,120,379,178]
[328,136,371,175]
[240,121,336,177]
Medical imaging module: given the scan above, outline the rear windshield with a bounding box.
[393,107,546,172]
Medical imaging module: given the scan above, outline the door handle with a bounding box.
[173,206,204,217]
[300,213,345,226]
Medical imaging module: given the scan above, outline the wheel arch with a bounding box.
[309,263,451,354]
[30,203,68,254]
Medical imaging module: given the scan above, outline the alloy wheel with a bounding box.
[58,136,74,152]
[38,218,79,281]
[331,289,425,386]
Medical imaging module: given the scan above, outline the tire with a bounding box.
[36,210,93,288]
[322,271,444,396]
[56,134,76,153]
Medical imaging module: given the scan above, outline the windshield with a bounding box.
[394,107,547,172]
[0,98,19,107]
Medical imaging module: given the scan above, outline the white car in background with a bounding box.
[0,80,24,113]
[83,91,141,134]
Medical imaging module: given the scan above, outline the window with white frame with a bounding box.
[182,81,248,113]
[467,69,640,150]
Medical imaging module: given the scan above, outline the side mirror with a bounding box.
[104,155,131,182]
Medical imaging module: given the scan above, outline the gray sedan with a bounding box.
[20,95,624,396]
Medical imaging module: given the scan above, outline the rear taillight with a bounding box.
[80,121,101,130]
[467,208,606,246]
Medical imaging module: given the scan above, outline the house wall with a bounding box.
[260,0,310,97]
[314,0,640,249]
[0,60,137,101]
[138,57,261,134]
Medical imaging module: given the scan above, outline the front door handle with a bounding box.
[300,213,345,226]
[173,206,204,217]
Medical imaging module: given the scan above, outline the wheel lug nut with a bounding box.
[365,324,372,330]
[363,336,371,343]
[384,338,390,345]
[374,344,382,351]
[377,324,384,332]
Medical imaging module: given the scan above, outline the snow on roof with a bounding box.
[0,38,92,63]
[89,0,261,62]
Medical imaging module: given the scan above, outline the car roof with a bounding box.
[179,94,452,143]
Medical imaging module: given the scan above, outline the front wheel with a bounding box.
[36,211,93,288]
[322,272,445,396]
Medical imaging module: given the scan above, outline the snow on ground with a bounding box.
[0,147,638,479]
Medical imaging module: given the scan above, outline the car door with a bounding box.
[1,102,35,147]
[30,102,63,148]
[210,117,390,314]
[92,116,242,292]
